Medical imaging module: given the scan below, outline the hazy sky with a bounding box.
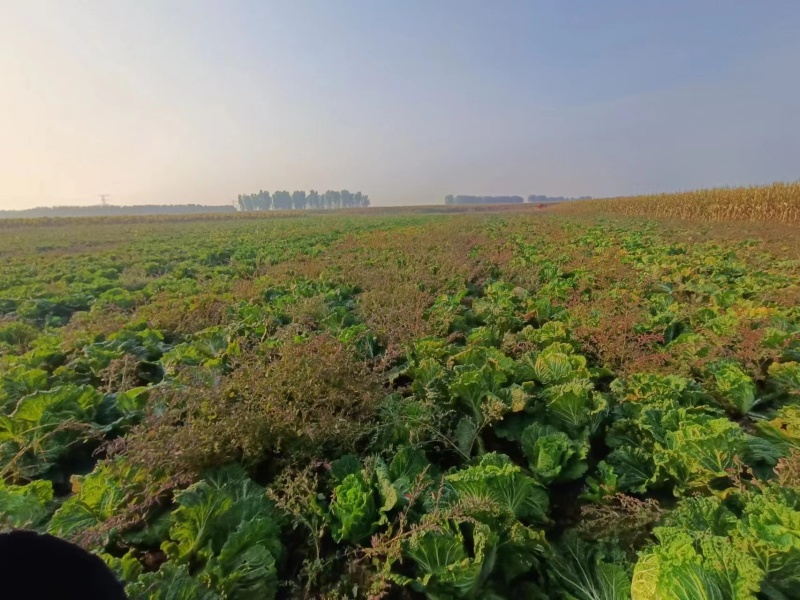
[2,1,799,209]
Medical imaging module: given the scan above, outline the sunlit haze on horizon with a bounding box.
[1,1,799,210]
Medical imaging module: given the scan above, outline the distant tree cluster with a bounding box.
[237,190,370,211]
[444,195,524,205]
[528,194,592,203]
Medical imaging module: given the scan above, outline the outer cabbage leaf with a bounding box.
[756,405,800,450]
[448,346,516,372]
[705,360,758,415]
[605,447,657,494]
[610,372,701,408]
[448,363,509,421]
[634,486,800,600]
[630,552,659,600]
[520,422,589,483]
[408,358,450,398]
[329,471,378,544]
[444,453,549,524]
[164,465,281,564]
[106,386,151,427]
[666,563,726,600]
[407,337,458,365]
[329,450,433,544]
[201,518,279,600]
[740,433,785,479]
[373,458,401,520]
[435,456,550,585]
[656,416,744,495]
[541,378,600,430]
[0,384,104,478]
[0,478,53,530]
[142,466,283,599]
[48,459,154,543]
[659,495,737,537]
[387,446,433,499]
[454,415,480,457]
[582,461,620,502]
[101,550,143,582]
[126,562,220,600]
[525,320,573,348]
[330,454,361,483]
[605,401,745,495]
[466,325,502,347]
[550,533,631,600]
[527,343,590,386]
[404,522,499,600]
[634,529,763,600]
[388,446,431,484]
[0,367,48,411]
[699,537,763,600]
[768,361,800,397]
[497,521,548,581]
[736,488,800,594]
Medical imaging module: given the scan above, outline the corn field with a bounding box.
[558,182,800,223]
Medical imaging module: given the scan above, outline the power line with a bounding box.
[99,194,111,207]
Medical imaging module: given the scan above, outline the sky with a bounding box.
[1,1,799,209]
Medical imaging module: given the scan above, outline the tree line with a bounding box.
[444,194,593,205]
[444,195,524,205]
[237,190,370,211]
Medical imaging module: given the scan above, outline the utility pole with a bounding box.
[99,194,110,207]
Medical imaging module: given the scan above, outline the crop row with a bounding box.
[559,182,800,223]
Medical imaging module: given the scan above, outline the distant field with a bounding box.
[5,182,799,231]
[1,206,799,598]
[558,181,800,223]
[0,201,546,229]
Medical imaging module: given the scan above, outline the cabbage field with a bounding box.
[1,210,799,599]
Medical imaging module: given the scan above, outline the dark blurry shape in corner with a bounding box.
[0,530,127,600]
